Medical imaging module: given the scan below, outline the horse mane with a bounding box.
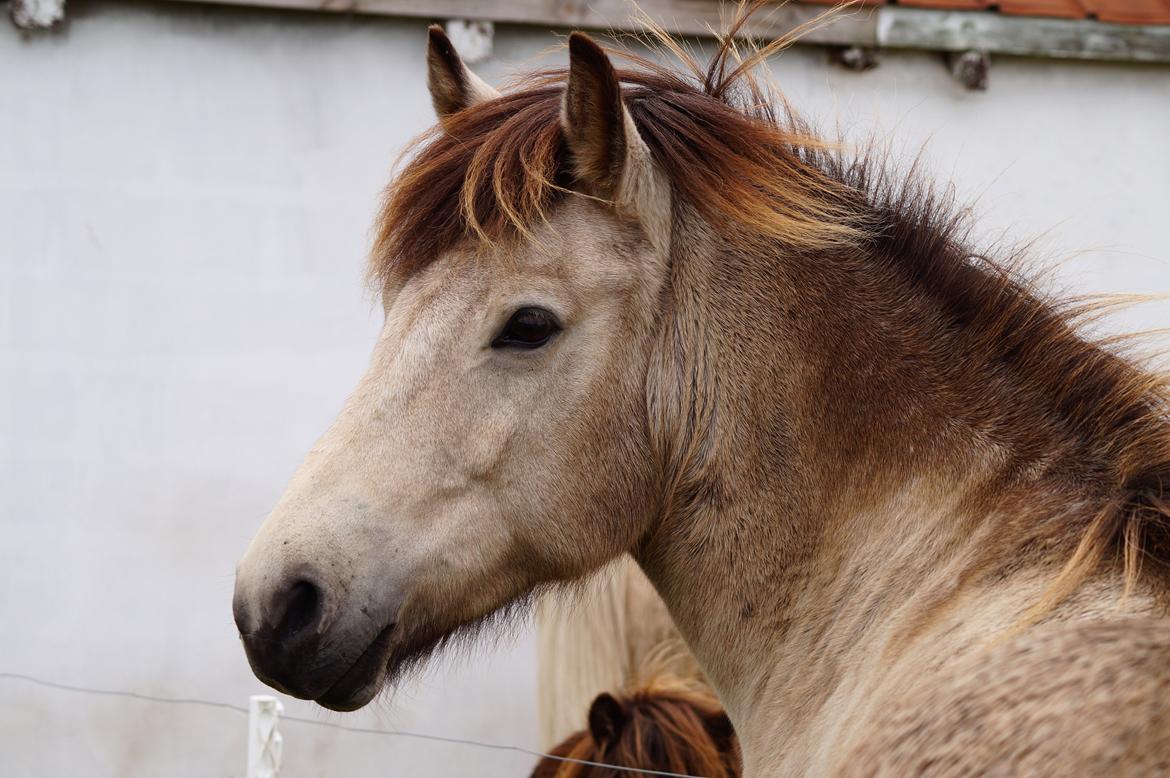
[373,4,1170,613]
[530,676,741,778]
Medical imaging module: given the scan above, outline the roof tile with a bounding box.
[1082,0,1170,23]
[896,0,994,9]
[997,0,1088,19]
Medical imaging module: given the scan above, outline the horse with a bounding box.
[232,7,1170,774]
[536,558,700,749]
[531,673,740,778]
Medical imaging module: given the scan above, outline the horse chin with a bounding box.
[314,623,396,712]
[312,616,447,712]
[314,597,523,712]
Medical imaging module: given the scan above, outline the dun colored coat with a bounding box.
[234,7,1170,775]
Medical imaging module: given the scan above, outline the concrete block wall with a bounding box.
[2,1,1167,774]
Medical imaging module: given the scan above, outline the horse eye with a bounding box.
[492,307,561,350]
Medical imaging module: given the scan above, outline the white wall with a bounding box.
[1,1,1167,775]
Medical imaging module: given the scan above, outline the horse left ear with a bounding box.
[562,32,670,250]
[426,25,500,119]
[587,692,628,745]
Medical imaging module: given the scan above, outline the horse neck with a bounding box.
[636,221,1133,754]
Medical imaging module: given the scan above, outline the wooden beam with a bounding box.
[878,7,1170,63]
[157,0,878,48]
[155,0,1170,64]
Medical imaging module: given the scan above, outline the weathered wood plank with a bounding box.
[878,7,1170,63]
[156,0,878,47]
[154,0,1170,64]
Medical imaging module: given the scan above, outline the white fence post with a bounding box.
[247,694,284,778]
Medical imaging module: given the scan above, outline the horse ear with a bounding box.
[426,25,500,119]
[705,710,737,754]
[562,32,628,196]
[587,692,628,745]
[562,32,671,250]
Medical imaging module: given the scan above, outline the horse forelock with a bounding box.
[369,23,869,293]
[534,680,740,778]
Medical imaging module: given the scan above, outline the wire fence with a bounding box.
[0,672,702,778]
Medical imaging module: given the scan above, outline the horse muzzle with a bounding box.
[232,567,400,709]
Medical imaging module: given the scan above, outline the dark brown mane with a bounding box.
[837,157,1170,610]
[372,11,1170,608]
[531,680,741,778]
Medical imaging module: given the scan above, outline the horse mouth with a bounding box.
[315,623,396,711]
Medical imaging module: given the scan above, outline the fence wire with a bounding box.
[0,672,703,778]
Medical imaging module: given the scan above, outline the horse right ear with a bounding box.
[588,692,628,745]
[425,25,500,119]
[705,710,737,753]
[562,32,671,253]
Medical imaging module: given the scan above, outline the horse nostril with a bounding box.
[275,579,324,641]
